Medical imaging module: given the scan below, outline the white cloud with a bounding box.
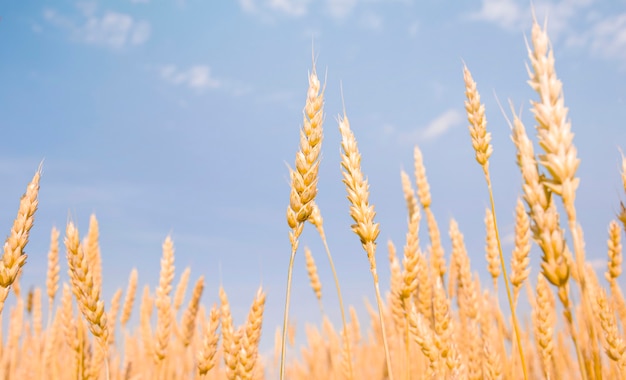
[327,0,357,19]
[571,13,626,67]
[395,109,463,145]
[420,109,463,140]
[44,7,151,49]
[82,12,150,48]
[160,65,221,91]
[268,0,310,16]
[467,0,525,31]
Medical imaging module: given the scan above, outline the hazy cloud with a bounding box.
[238,0,311,17]
[44,7,151,49]
[467,0,593,40]
[467,0,525,31]
[160,65,221,91]
[268,0,310,16]
[420,109,463,140]
[394,109,463,145]
[569,13,626,67]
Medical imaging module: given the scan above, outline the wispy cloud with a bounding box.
[392,109,463,145]
[268,0,310,16]
[238,0,311,18]
[467,0,525,31]
[44,7,151,49]
[467,0,593,41]
[160,65,221,91]
[568,13,626,68]
[420,109,463,140]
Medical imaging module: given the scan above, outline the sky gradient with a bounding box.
[1,0,625,356]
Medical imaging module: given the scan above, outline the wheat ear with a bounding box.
[511,198,531,305]
[180,276,204,347]
[154,236,175,362]
[197,304,220,376]
[64,221,109,378]
[46,226,60,328]
[281,60,325,380]
[463,64,527,379]
[339,111,394,380]
[304,247,323,313]
[0,166,41,313]
[120,268,138,328]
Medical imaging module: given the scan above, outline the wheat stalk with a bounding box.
[281,60,326,380]
[339,111,393,380]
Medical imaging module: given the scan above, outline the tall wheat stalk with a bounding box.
[339,111,394,380]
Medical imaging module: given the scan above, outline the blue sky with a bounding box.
[1,0,625,355]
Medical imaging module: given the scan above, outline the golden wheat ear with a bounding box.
[338,111,394,380]
[281,59,325,380]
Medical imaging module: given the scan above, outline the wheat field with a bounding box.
[1,16,625,380]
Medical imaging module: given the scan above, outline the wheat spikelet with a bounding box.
[107,288,123,346]
[414,146,446,280]
[596,285,626,369]
[197,304,220,376]
[606,220,622,282]
[511,198,531,303]
[220,286,238,380]
[534,273,555,379]
[120,268,138,328]
[173,266,191,313]
[84,214,102,293]
[238,287,266,379]
[154,236,175,362]
[401,206,421,301]
[0,167,41,311]
[484,208,500,290]
[286,62,324,242]
[431,276,452,372]
[463,64,492,172]
[339,113,379,266]
[527,19,579,216]
[139,285,154,359]
[408,306,440,376]
[304,247,322,308]
[388,242,405,333]
[400,170,418,218]
[281,61,326,380]
[339,111,393,380]
[65,221,109,351]
[46,226,60,315]
[450,219,478,320]
[180,276,204,347]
